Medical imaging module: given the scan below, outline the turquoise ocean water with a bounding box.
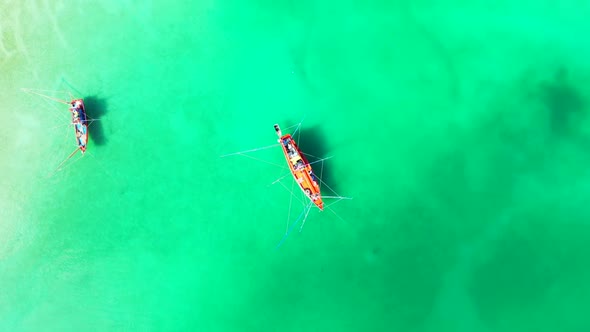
[1,1,590,331]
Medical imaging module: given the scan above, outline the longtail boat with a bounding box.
[21,88,91,173]
[70,99,88,153]
[274,124,324,210]
[221,120,352,246]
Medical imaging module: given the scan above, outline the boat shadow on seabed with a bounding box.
[82,96,108,146]
[297,125,341,195]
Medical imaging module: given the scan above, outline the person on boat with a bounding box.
[75,123,85,135]
[76,131,83,145]
[309,171,319,183]
[70,101,81,116]
[76,126,87,145]
[287,143,298,158]
[294,159,305,171]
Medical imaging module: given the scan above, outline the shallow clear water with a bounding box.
[1,1,590,331]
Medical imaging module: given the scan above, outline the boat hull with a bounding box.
[70,99,88,153]
[278,133,324,210]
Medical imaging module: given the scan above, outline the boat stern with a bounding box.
[315,199,324,211]
[274,124,282,138]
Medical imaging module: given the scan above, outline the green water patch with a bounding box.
[467,205,590,330]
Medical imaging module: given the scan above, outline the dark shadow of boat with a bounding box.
[540,67,586,137]
[297,125,341,195]
[84,96,108,146]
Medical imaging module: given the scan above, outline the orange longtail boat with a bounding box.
[274,124,324,210]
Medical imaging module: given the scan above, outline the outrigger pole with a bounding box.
[275,202,313,249]
[220,144,280,158]
[48,147,81,177]
[21,88,71,105]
